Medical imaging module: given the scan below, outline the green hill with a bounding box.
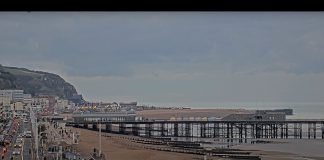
[0,64,82,100]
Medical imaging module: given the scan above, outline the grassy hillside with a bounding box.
[0,64,80,99]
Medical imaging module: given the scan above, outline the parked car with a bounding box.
[12,148,21,155]
[25,131,32,138]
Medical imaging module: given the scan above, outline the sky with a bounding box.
[1,12,324,107]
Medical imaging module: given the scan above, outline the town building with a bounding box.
[119,102,137,110]
[32,97,50,110]
[0,93,11,106]
[11,101,24,111]
[56,99,69,109]
[0,89,24,102]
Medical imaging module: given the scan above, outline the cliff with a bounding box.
[0,64,83,101]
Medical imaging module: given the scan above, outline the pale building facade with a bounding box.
[32,97,50,109]
[0,89,24,102]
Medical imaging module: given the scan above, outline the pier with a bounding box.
[66,119,324,140]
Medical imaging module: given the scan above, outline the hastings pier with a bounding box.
[67,114,324,141]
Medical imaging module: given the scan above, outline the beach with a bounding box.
[232,139,324,160]
[69,127,223,160]
[137,109,253,120]
[68,126,324,160]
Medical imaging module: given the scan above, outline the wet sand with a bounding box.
[232,139,324,160]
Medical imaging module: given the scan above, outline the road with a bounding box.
[22,121,32,160]
[3,118,24,160]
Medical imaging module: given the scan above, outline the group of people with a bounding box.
[46,122,78,145]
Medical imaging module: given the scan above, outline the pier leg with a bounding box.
[285,123,288,139]
[321,123,324,139]
[200,123,206,138]
[239,124,243,143]
[106,124,112,133]
[274,124,278,138]
[244,124,247,143]
[185,123,191,137]
[230,123,233,143]
[299,123,302,139]
[313,123,317,139]
[92,124,98,131]
[308,123,311,139]
[256,124,261,139]
[174,123,179,137]
[144,124,153,137]
[294,123,297,139]
[226,123,230,139]
[280,124,284,139]
[119,123,126,134]
[161,123,165,137]
[264,124,268,138]
[132,124,139,136]
[213,123,219,138]
[251,124,255,139]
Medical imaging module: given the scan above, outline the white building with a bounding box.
[32,97,49,110]
[0,89,24,102]
[56,99,69,109]
[23,94,32,103]
[0,94,11,106]
[11,101,24,111]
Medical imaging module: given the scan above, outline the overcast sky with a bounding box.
[1,12,324,106]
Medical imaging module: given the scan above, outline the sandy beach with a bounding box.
[69,127,219,160]
[137,109,253,120]
[65,125,324,160]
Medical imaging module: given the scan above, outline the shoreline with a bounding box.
[231,139,324,160]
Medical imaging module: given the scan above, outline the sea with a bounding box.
[142,102,324,119]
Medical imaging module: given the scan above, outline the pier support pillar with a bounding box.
[174,123,179,137]
[244,124,247,143]
[285,123,288,139]
[299,123,303,139]
[106,124,112,133]
[161,123,166,137]
[226,123,230,139]
[200,123,206,138]
[119,123,126,134]
[92,124,98,131]
[185,123,191,137]
[230,123,233,142]
[321,123,324,139]
[313,123,317,139]
[214,123,219,138]
[132,124,139,136]
[256,124,261,139]
[239,124,243,143]
[145,124,153,137]
[308,123,311,139]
